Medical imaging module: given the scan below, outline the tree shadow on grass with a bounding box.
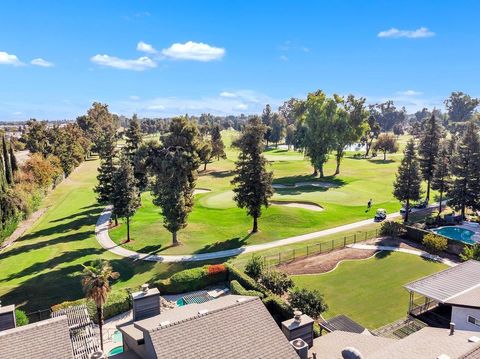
[274,186,328,196]
[273,174,346,187]
[374,250,393,259]
[194,233,253,254]
[367,158,395,164]
[49,206,103,223]
[207,170,234,178]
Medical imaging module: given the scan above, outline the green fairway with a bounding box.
[292,252,447,329]
[110,131,410,254]
[0,158,217,312]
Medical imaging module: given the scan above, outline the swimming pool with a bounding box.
[431,226,477,244]
[108,346,124,356]
[107,330,124,357]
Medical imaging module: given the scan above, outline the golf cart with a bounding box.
[413,199,429,209]
[374,208,387,222]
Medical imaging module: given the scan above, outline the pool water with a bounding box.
[108,346,124,356]
[176,298,185,306]
[432,226,477,244]
[112,330,122,343]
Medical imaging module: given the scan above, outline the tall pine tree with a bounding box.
[231,117,273,233]
[0,151,7,193]
[151,117,201,245]
[448,121,480,218]
[2,137,13,186]
[94,130,117,204]
[9,142,18,175]
[211,125,226,160]
[431,142,452,216]
[393,139,423,222]
[111,155,141,242]
[124,114,143,159]
[418,114,441,200]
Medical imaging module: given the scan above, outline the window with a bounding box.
[468,316,480,327]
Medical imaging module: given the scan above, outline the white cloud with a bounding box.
[0,51,24,66]
[235,104,248,110]
[219,91,237,98]
[397,90,423,96]
[31,58,54,67]
[129,95,140,100]
[161,41,225,61]
[90,54,156,71]
[279,55,288,61]
[378,27,435,39]
[137,41,157,54]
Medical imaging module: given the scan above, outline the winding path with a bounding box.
[95,203,442,263]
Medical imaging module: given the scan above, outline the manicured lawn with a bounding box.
[110,130,411,254]
[292,252,447,329]
[0,157,217,312]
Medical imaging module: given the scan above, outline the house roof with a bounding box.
[138,295,298,359]
[404,260,480,305]
[0,315,73,359]
[319,314,367,334]
[310,327,480,359]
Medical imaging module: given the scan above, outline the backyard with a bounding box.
[292,251,447,329]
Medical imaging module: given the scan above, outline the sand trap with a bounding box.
[271,200,324,211]
[194,188,211,195]
[272,181,338,189]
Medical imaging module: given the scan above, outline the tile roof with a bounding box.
[404,260,480,304]
[144,295,299,359]
[0,315,73,359]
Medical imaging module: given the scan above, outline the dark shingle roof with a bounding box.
[0,315,73,359]
[404,260,480,304]
[320,314,366,334]
[146,296,298,359]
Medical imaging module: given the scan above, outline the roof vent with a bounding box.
[236,298,247,303]
[89,351,107,359]
[341,347,364,359]
[198,309,209,315]
[159,320,170,327]
[141,284,149,293]
[437,355,451,359]
[468,336,480,343]
[290,339,308,359]
[294,310,302,322]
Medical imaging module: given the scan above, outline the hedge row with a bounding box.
[262,295,294,323]
[51,289,131,323]
[225,264,266,294]
[154,264,228,294]
[229,280,264,298]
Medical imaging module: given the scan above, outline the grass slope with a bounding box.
[292,252,447,329]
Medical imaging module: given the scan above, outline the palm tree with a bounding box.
[82,260,119,351]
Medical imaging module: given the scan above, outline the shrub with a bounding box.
[404,225,430,243]
[156,265,228,294]
[423,233,448,253]
[313,322,321,338]
[288,287,328,319]
[15,309,29,327]
[460,243,480,261]
[226,264,266,294]
[379,221,404,237]
[229,280,264,298]
[260,270,294,296]
[206,264,227,275]
[244,254,265,280]
[262,295,293,323]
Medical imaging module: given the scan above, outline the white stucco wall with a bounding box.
[451,306,480,332]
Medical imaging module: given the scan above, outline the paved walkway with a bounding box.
[95,202,442,263]
[347,243,458,267]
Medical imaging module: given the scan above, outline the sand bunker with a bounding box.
[194,188,211,195]
[271,200,324,211]
[272,181,338,189]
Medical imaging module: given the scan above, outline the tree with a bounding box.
[80,102,118,154]
[414,108,431,123]
[373,101,406,131]
[418,115,442,200]
[231,117,273,233]
[9,142,18,175]
[288,287,328,319]
[448,121,480,218]
[362,114,381,157]
[302,91,336,177]
[124,114,143,160]
[22,119,50,156]
[444,92,480,123]
[423,233,448,254]
[111,155,141,242]
[22,153,62,189]
[392,123,404,138]
[269,113,286,147]
[260,269,293,295]
[94,130,117,205]
[245,254,265,280]
[198,141,213,171]
[0,151,7,193]
[2,137,13,185]
[460,244,480,261]
[393,139,423,222]
[211,125,226,160]
[278,98,300,125]
[431,142,452,215]
[373,133,399,160]
[81,260,119,351]
[49,124,89,176]
[261,104,273,147]
[151,117,200,245]
[285,124,295,150]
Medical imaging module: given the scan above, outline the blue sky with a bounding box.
[0,0,479,120]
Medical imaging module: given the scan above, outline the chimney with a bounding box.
[281,311,314,348]
[0,302,16,332]
[290,338,308,359]
[341,347,364,359]
[450,322,455,335]
[132,285,161,321]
